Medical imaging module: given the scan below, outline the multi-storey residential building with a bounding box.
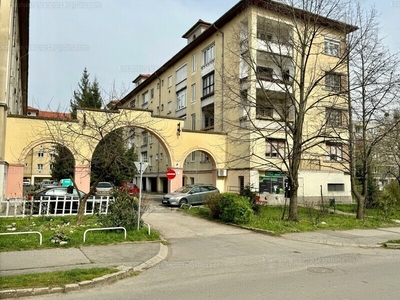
[118,0,356,203]
[0,0,30,200]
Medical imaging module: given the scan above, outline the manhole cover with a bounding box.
[307,267,334,273]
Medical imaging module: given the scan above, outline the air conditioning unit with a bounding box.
[217,169,227,177]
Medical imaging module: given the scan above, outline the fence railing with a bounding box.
[0,196,113,218]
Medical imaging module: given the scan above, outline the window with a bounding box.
[326,142,342,161]
[141,152,148,162]
[149,135,153,144]
[38,150,44,158]
[256,100,273,118]
[176,64,187,84]
[326,108,342,127]
[203,105,214,129]
[202,72,214,97]
[168,75,172,88]
[202,44,215,66]
[201,153,210,163]
[257,30,273,41]
[256,66,273,80]
[130,99,136,108]
[191,151,196,162]
[142,91,149,105]
[37,164,43,171]
[50,164,54,170]
[150,88,154,99]
[327,183,344,192]
[167,101,172,113]
[149,155,153,167]
[142,132,148,146]
[324,37,340,57]
[191,83,196,102]
[325,73,341,91]
[266,139,285,158]
[192,54,196,72]
[191,113,196,130]
[204,114,214,128]
[176,88,187,110]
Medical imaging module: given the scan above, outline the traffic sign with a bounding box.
[166,169,176,179]
[134,162,148,174]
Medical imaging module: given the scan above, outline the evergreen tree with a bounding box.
[70,68,102,118]
[50,145,75,181]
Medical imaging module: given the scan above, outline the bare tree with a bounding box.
[39,108,167,225]
[347,4,400,219]
[219,0,356,221]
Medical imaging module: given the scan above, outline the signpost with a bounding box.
[134,161,148,231]
[166,169,176,180]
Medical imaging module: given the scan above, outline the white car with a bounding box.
[94,182,113,196]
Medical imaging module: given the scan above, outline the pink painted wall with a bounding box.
[74,165,91,193]
[169,168,183,192]
[6,164,24,199]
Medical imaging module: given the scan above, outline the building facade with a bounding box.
[0,0,30,200]
[118,0,356,204]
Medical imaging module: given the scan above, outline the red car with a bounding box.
[121,183,140,196]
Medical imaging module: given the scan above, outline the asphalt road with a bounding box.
[19,195,400,300]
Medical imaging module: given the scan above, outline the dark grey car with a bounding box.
[162,184,219,206]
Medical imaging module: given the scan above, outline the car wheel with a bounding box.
[179,199,188,206]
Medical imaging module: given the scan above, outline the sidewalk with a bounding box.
[281,226,400,248]
[0,242,168,298]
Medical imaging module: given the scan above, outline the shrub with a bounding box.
[218,193,253,224]
[376,181,400,220]
[239,184,261,214]
[98,190,139,230]
[204,193,221,219]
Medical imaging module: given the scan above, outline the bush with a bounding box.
[98,190,139,230]
[204,193,221,219]
[218,193,254,224]
[239,184,261,214]
[376,181,400,220]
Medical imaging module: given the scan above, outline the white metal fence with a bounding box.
[0,196,113,218]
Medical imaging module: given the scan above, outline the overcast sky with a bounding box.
[28,0,398,112]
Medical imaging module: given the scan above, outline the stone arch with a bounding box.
[19,137,77,164]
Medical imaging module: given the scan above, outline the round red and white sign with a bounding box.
[166,169,176,179]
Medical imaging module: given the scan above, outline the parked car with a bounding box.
[93,182,113,196]
[23,178,31,186]
[162,184,219,206]
[28,186,86,200]
[121,183,139,196]
[26,186,86,214]
[39,180,59,189]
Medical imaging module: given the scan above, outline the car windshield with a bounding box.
[174,186,193,193]
[97,182,112,188]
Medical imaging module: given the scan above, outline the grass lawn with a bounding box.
[183,205,400,235]
[0,215,152,291]
[0,268,125,290]
[0,215,160,252]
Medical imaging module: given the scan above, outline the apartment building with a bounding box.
[0,0,30,200]
[118,0,356,203]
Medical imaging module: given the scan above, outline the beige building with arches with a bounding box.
[118,0,356,203]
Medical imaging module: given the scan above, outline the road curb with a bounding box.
[280,235,383,248]
[0,242,169,299]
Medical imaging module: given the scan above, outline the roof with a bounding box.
[27,106,72,119]
[118,0,358,107]
[182,19,211,38]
